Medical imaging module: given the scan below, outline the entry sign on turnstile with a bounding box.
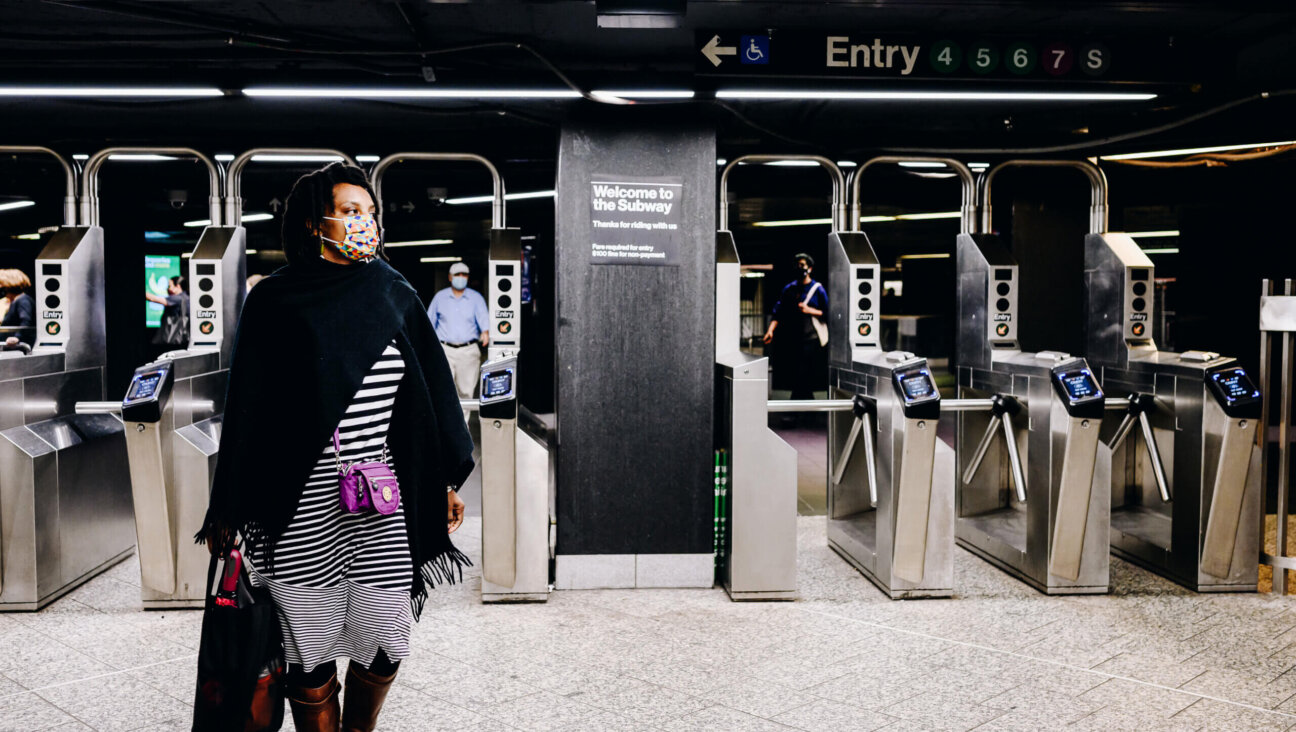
[121,361,179,594]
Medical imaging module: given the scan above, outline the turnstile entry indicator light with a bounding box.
[497,279,513,292]
[1207,366,1262,418]
[496,264,515,276]
[45,295,59,308]
[45,277,60,292]
[1130,268,1149,281]
[1132,281,1147,296]
[994,268,1012,280]
[198,278,214,292]
[855,267,873,279]
[858,281,872,295]
[196,263,215,276]
[42,263,62,275]
[1049,364,1106,418]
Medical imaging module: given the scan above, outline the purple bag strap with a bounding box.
[332,428,390,472]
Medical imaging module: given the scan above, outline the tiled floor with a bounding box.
[3,513,1296,731]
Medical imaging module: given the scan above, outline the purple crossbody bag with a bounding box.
[333,429,401,515]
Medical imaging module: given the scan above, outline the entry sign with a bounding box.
[590,175,683,266]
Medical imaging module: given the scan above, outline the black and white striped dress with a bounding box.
[250,342,414,672]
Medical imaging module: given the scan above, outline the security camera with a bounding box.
[168,189,188,210]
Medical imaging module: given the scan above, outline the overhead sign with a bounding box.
[696,31,1195,82]
[589,175,683,266]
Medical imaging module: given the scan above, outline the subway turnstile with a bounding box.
[715,230,798,600]
[826,231,954,598]
[0,147,135,610]
[955,232,1112,594]
[1085,232,1262,591]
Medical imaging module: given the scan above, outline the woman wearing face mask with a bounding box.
[198,163,473,731]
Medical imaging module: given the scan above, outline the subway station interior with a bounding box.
[4,1,1296,730]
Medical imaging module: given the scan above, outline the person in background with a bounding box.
[1,268,35,348]
[246,273,264,291]
[146,275,189,354]
[427,262,489,420]
[763,252,829,408]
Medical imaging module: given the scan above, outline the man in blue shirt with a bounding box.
[763,253,829,403]
[427,262,489,419]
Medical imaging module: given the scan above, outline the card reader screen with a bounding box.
[482,369,513,399]
[1059,370,1099,401]
[1210,368,1259,403]
[899,371,935,401]
[129,373,162,401]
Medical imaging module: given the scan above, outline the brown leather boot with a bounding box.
[287,673,340,732]
[341,662,398,732]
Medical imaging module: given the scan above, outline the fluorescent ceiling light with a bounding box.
[1102,141,1296,161]
[837,161,857,168]
[740,272,765,278]
[898,161,948,168]
[15,233,41,240]
[386,239,453,248]
[894,211,961,220]
[0,200,36,212]
[184,219,213,228]
[245,249,258,255]
[250,154,344,163]
[143,231,171,240]
[590,90,694,99]
[445,189,555,205]
[241,213,274,223]
[214,154,235,162]
[717,158,728,166]
[717,90,1156,102]
[355,155,380,163]
[899,253,951,260]
[968,162,989,170]
[752,217,831,228]
[1141,248,1179,255]
[181,252,192,258]
[0,87,222,98]
[753,212,959,227]
[72,154,88,160]
[764,160,821,167]
[244,88,580,100]
[1126,230,1179,238]
[420,256,464,263]
[108,154,177,161]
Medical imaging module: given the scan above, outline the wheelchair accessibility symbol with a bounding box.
[741,36,769,65]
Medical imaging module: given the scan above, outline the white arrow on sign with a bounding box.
[268,197,282,213]
[701,35,737,67]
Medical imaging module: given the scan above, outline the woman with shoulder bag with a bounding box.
[198,163,474,732]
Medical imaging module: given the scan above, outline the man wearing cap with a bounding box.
[428,262,490,419]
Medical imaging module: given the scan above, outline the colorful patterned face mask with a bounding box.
[321,213,381,261]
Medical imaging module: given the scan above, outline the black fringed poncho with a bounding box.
[197,257,475,617]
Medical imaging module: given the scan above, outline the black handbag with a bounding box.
[192,548,285,732]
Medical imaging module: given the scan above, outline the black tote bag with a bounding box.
[192,549,285,732]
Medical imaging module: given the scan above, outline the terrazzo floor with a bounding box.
[3,512,1295,731]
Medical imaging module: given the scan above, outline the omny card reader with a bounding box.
[121,361,184,596]
[478,355,550,602]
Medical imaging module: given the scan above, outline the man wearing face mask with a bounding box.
[427,262,489,420]
[763,253,829,408]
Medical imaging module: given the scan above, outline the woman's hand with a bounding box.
[447,489,465,533]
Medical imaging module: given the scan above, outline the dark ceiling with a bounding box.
[1,1,1295,158]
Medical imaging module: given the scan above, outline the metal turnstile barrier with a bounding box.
[371,152,550,602]
[955,165,1114,593]
[0,147,136,610]
[1085,227,1261,591]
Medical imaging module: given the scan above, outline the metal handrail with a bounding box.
[719,155,847,232]
[0,146,77,226]
[849,156,977,235]
[371,153,506,229]
[223,148,358,226]
[81,147,222,227]
[978,159,1108,235]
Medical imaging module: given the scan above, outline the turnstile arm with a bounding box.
[959,394,1027,502]
[1107,393,1171,503]
[831,396,879,507]
[76,401,122,415]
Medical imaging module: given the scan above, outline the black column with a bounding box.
[554,114,716,558]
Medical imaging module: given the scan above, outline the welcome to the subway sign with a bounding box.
[695,31,1196,82]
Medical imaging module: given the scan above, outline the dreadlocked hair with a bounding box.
[281,161,387,266]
